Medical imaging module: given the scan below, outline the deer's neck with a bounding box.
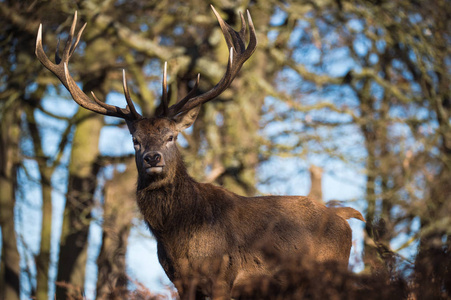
[136,159,202,235]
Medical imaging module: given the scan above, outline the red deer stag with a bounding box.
[36,7,365,299]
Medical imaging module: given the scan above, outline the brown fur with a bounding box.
[128,117,365,299]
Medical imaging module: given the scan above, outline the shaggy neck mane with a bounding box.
[136,155,204,236]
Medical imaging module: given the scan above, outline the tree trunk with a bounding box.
[96,159,136,299]
[415,164,451,298]
[308,165,323,203]
[359,84,380,271]
[0,102,21,300]
[23,92,56,300]
[56,107,103,299]
[35,167,53,300]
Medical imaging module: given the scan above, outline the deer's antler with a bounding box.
[36,7,256,121]
[36,11,142,121]
[163,5,257,117]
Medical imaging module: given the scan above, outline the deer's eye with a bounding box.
[167,135,174,142]
[132,138,140,150]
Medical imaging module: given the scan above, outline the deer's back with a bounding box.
[151,183,354,297]
[189,185,352,265]
[228,193,353,262]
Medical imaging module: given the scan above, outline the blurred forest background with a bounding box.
[1,0,450,299]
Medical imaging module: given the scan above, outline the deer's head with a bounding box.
[36,6,256,182]
[127,115,196,180]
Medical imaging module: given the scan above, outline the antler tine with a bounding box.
[122,70,142,119]
[36,23,58,78]
[70,22,87,57]
[61,11,78,62]
[36,12,142,121]
[165,5,257,117]
[239,11,246,39]
[245,10,257,57]
[162,62,169,115]
[212,7,246,55]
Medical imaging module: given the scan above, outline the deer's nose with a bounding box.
[143,151,164,166]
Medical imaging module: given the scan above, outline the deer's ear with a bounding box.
[173,106,201,132]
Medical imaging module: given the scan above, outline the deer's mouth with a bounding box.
[146,166,164,174]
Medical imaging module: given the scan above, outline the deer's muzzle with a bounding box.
[143,151,165,174]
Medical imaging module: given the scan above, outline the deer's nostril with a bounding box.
[152,153,161,162]
[144,152,163,165]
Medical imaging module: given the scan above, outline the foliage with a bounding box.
[0,0,449,299]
